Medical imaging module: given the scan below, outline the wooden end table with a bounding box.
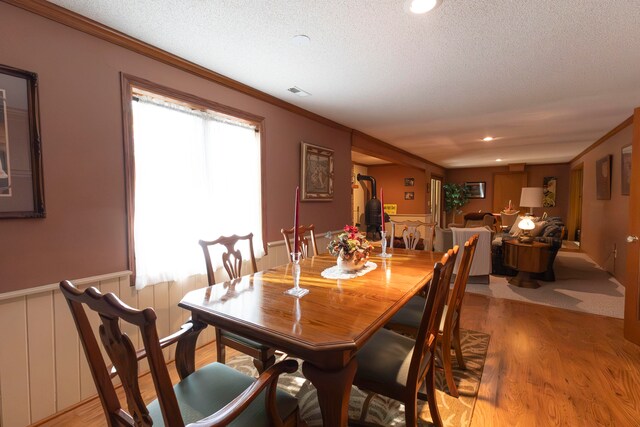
[503,239,550,288]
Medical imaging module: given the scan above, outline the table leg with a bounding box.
[302,358,357,426]
[508,271,541,288]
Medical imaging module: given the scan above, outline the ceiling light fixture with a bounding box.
[483,136,494,142]
[291,34,310,46]
[496,158,502,162]
[287,86,311,97]
[409,0,442,14]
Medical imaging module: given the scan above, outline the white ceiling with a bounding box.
[49,0,640,168]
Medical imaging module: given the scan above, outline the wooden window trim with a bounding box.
[120,73,268,286]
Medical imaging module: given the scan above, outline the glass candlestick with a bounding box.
[380,230,392,258]
[285,252,309,297]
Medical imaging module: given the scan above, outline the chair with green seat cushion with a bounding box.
[352,247,457,427]
[387,234,479,398]
[146,362,298,426]
[59,280,299,427]
[199,233,277,373]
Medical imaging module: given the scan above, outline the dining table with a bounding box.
[177,246,442,426]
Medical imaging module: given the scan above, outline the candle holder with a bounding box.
[380,230,392,258]
[285,252,309,297]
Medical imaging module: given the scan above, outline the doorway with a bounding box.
[568,165,583,243]
[430,176,443,227]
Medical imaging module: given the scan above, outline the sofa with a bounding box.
[435,212,496,252]
[491,216,565,281]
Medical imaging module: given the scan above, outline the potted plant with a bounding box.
[443,183,470,225]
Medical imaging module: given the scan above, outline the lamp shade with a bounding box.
[520,187,543,210]
[518,216,535,231]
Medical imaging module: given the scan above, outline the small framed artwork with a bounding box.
[596,155,611,200]
[621,145,632,196]
[0,64,45,218]
[404,191,414,200]
[543,176,557,207]
[301,142,334,201]
[465,181,486,199]
[404,177,414,186]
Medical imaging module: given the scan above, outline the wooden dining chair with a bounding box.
[386,234,479,397]
[281,224,319,260]
[390,220,437,251]
[59,280,300,427]
[351,247,458,427]
[199,233,276,373]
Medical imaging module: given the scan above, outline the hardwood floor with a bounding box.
[463,294,640,427]
[35,294,640,426]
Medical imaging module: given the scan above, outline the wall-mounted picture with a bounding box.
[301,141,334,201]
[0,65,45,218]
[404,177,414,186]
[0,89,10,196]
[465,181,486,199]
[404,191,414,200]
[596,155,612,200]
[622,145,632,196]
[543,176,556,207]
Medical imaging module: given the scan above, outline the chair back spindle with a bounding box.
[199,233,258,285]
[281,224,319,261]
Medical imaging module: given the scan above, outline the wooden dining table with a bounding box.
[177,247,442,426]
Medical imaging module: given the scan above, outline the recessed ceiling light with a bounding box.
[496,158,503,162]
[291,34,310,46]
[409,0,442,14]
[287,86,311,97]
[483,136,494,142]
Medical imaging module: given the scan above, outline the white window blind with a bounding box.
[131,95,263,289]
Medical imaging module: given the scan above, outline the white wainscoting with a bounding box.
[0,233,334,426]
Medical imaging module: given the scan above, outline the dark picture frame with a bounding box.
[596,155,612,200]
[465,181,486,199]
[621,145,632,196]
[404,191,414,200]
[404,177,414,186]
[0,64,45,218]
[301,141,334,201]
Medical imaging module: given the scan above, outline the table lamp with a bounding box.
[518,215,535,243]
[519,187,543,215]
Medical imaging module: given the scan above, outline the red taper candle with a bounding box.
[380,188,385,232]
[293,186,300,253]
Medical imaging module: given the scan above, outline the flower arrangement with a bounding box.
[328,225,372,265]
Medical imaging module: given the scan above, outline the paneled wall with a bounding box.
[0,234,334,427]
[571,123,633,283]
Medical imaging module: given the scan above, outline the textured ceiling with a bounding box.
[49,0,640,168]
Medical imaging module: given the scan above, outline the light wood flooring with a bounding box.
[34,294,640,427]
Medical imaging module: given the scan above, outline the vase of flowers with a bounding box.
[328,225,372,272]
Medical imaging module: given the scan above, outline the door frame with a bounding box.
[625,107,640,344]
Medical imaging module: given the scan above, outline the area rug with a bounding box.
[228,328,490,426]
[466,251,624,318]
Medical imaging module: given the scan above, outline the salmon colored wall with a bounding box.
[571,124,632,284]
[0,3,351,292]
[367,164,427,214]
[445,164,570,221]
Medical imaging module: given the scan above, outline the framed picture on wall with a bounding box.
[543,176,557,207]
[404,191,414,200]
[404,177,414,186]
[596,155,611,200]
[0,64,45,218]
[301,142,334,201]
[622,145,632,196]
[465,181,486,199]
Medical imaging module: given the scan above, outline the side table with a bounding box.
[502,239,551,288]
